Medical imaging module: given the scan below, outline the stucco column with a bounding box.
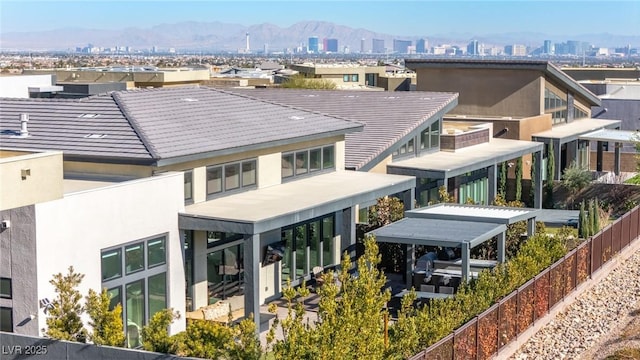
[534,150,543,209]
[614,142,621,175]
[488,164,498,205]
[243,234,261,334]
[596,141,604,172]
[192,231,209,310]
[497,232,506,263]
[461,242,471,282]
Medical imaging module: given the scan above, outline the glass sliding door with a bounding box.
[282,229,293,284]
[295,224,307,280]
[309,221,321,270]
[322,216,334,267]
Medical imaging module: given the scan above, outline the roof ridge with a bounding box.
[110,91,160,160]
[208,86,365,128]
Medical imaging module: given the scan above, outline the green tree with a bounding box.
[85,288,125,347]
[44,266,88,342]
[438,185,452,203]
[140,308,180,353]
[546,141,556,207]
[589,200,597,237]
[562,161,591,208]
[530,152,537,206]
[364,196,406,272]
[499,161,507,198]
[593,198,601,234]
[515,157,523,202]
[281,74,337,89]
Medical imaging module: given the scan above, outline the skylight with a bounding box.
[78,113,100,118]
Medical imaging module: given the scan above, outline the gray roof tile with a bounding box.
[227,89,459,170]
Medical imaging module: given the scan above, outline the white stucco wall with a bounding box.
[0,75,54,98]
[34,172,186,335]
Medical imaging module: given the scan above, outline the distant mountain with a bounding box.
[1,21,638,52]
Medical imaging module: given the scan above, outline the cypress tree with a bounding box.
[546,142,555,207]
[499,161,507,198]
[530,154,536,206]
[579,201,588,238]
[593,198,600,234]
[515,157,523,202]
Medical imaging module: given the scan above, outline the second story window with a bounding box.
[183,170,193,202]
[283,145,335,180]
[207,159,257,197]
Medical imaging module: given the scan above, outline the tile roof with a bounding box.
[226,88,459,170]
[112,87,363,163]
[0,96,152,161]
[1,87,363,165]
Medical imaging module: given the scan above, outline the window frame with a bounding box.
[183,169,193,203]
[282,145,335,181]
[0,278,11,299]
[206,159,258,199]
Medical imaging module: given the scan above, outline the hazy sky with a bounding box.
[1,1,638,36]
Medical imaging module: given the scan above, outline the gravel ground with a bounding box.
[512,248,640,360]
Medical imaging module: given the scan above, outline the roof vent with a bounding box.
[78,113,100,118]
[11,113,31,138]
[84,134,108,139]
[182,98,199,102]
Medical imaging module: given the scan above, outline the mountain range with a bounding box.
[1,20,638,52]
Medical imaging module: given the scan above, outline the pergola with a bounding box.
[368,204,541,284]
[579,129,639,175]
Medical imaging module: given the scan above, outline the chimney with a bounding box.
[20,113,30,137]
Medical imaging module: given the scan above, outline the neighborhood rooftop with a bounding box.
[0,86,364,165]
[227,88,459,171]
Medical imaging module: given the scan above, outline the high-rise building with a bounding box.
[467,40,479,56]
[361,38,365,53]
[543,40,553,55]
[393,39,412,54]
[246,32,250,52]
[416,38,427,53]
[324,38,338,53]
[567,40,581,56]
[504,44,527,56]
[372,38,385,53]
[308,36,319,53]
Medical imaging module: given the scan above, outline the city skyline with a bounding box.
[1,1,639,37]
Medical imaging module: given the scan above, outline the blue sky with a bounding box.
[1,1,638,36]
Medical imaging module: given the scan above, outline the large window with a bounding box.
[396,120,440,159]
[0,307,12,332]
[343,74,359,82]
[282,145,335,180]
[183,170,193,202]
[545,87,568,125]
[281,214,335,285]
[101,235,167,348]
[0,278,11,299]
[207,159,257,197]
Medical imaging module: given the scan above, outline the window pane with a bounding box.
[148,272,166,320]
[309,221,321,269]
[225,163,240,191]
[430,121,440,148]
[148,238,166,268]
[183,170,193,200]
[281,228,293,284]
[322,216,334,267]
[0,307,12,332]
[101,249,122,281]
[420,128,429,150]
[322,146,334,169]
[343,74,349,82]
[125,243,144,275]
[207,231,223,248]
[206,166,222,194]
[242,161,256,187]
[282,154,294,178]
[0,278,11,299]
[351,74,358,82]
[407,138,415,153]
[126,280,144,348]
[309,149,321,172]
[295,224,307,279]
[399,144,406,154]
[295,152,308,175]
[107,286,121,311]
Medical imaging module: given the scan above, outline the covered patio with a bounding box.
[532,118,621,180]
[387,138,544,208]
[368,203,541,288]
[579,128,639,175]
[178,170,415,332]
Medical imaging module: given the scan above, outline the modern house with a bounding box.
[0,86,415,339]
[228,88,544,207]
[288,63,386,89]
[404,59,622,180]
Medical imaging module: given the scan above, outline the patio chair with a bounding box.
[439,286,454,295]
[420,284,436,293]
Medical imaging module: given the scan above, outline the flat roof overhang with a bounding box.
[407,203,541,225]
[368,217,506,249]
[179,171,415,234]
[578,129,639,144]
[387,138,543,179]
[532,118,622,143]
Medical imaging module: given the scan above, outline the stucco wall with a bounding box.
[0,75,54,98]
[34,172,186,335]
[0,205,39,336]
[0,151,63,211]
[415,68,543,117]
